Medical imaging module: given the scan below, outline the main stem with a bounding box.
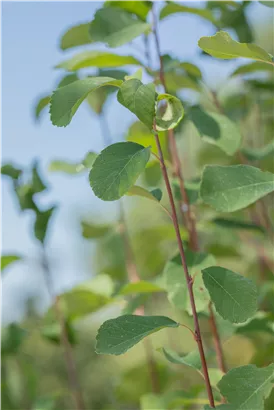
[153,126,215,407]
[152,4,226,375]
[42,251,85,410]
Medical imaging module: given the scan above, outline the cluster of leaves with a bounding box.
[2,1,274,409]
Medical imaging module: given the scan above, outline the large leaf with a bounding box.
[56,51,141,71]
[95,315,179,355]
[161,348,201,370]
[231,61,274,77]
[89,7,150,48]
[200,165,274,212]
[160,3,218,25]
[90,142,150,201]
[104,1,152,21]
[198,31,273,64]
[202,266,258,323]
[50,77,122,127]
[189,107,241,156]
[117,79,156,129]
[156,94,184,131]
[1,255,21,273]
[34,206,56,244]
[217,364,274,410]
[60,22,93,50]
[163,250,214,314]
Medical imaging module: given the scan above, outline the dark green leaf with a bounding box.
[57,73,78,88]
[202,266,258,323]
[236,314,274,335]
[1,323,26,356]
[89,7,150,48]
[160,3,217,24]
[89,142,150,201]
[126,120,167,155]
[1,255,21,273]
[60,22,93,50]
[95,315,179,355]
[200,165,274,212]
[31,162,47,193]
[1,163,22,180]
[81,221,112,239]
[34,206,55,244]
[34,95,51,121]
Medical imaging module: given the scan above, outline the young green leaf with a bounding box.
[1,163,22,180]
[198,31,273,64]
[89,142,150,201]
[81,221,112,239]
[218,364,274,410]
[89,7,150,48]
[34,206,56,244]
[50,77,122,127]
[200,165,274,212]
[104,1,152,21]
[56,51,141,71]
[231,61,274,77]
[241,140,274,161]
[126,120,168,155]
[126,185,162,203]
[156,94,184,131]
[117,79,156,129]
[164,250,214,314]
[160,3,218,25]
[189,107,242,156]
[95,315,179,355]
[60,22,93,50]
[31,162,47,193]
[202,266,258,323]
[118,281,164,296]
[34,95,51,121]
[1,255,22,273]
[161,348,201,370]
[49,152,97,175]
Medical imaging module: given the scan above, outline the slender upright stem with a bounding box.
[41,252,85,410]
[153,125,215,408]
[151,4,226,377]
[208,303,226,374]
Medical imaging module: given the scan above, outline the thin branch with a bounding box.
[208,303,227,374]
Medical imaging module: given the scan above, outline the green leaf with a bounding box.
[200,165,274,212]
[49,152,97,175]
[31,162,47,193]
[211,218,265,234]
[160,3,217,24]
[89,142,150,201]
[81,221,112,239]
[15,184,37,211]
[164,250,214,314]
[34,206,55,244]
[118,79,156,129]
[189,107,242,156]
[41,321,76,345]
[161,348,201,370]
[1,163,22,180]
[231,61,274,77]
[156,94,184,131]
[118,281,164,296]
[50,77,122,127]
[89,7,150,48]
[126,120,167,155]
[126,185,162,202]
[34,95,51,121]
[1,255,21,273]
[32,397,56,410]
[125,68,143,81]
[236,314,274,336]
[172,179,200,205]
[1,323,26,356]
[218,364,274,410]
[60,22,93,50]
[241,140,274,161]
[56,51,141,71]
[104,1,152,21]
[163,72,200,93]
[202,266,258,323]
[57,73,78,88]
[259,1,274,7]
[198,31,273,64]
[95,315,179,355]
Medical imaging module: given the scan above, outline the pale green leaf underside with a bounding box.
[60,22,93,50]
[218,364,274,410]
[89,142,150,201]
[126,185,162,203]
[198,31,273,64]
[118,281,164,296]
[95,315,178,355]
[231,61,274,77]
[1,255,22,273]
[202,266,257,323]
[241,140,274,161]
[89,7,150,48]
[161,348,201,370]
[156,94,184,131]
[49,152,97,174]
[56,51,141,71]
[50,77,122,127]
[189,107,241,156]
[200,165,274,212]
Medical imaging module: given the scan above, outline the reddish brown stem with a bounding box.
[209,303,226,374]
[153,125,215,408]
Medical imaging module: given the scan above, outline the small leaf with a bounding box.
[125,68,143,81]
[95,315,179,355]
[211,218,265,234]
[15,184,37,211]
[1,163,22,180]
[198,31,273,64]
[1,255,21,273]
[104,1,152,21]
[241,140,274,161]
[202,266,258,323]
[200,165,274,212]
[34,95,51,121]
[162,72,200,93]
[81,221,112,239]
[41,321,76,345]
[60,22,93,50]
[117,79,156,129]
[56,51,141,71]
[217,364,274,410]
[231,61,274,77]
[49,152,97,175]
[32,162,47,193]
[189,106,242,156]
[34,206,55,244]
[118,281,164,296]
[259,1,274,7]
[126,185,162,202]
[160,3,218,24]
[50,77,122,127]
[89,142,150,201]
[156,94,184,131]
[161,348,201,370]
[89,7,150,48]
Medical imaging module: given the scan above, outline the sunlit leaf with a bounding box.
[104,1,152,21]
[118,280,164,296]
[160,3,218,25]
[200,165,274,212]
[202,266,258,323]
[1,255,22,273]
[49,152,97,175]
[60,22,93,50]
[96,315,179,355]
[231,61,274,77]
[81,221,112,239]
[126,185,162,202]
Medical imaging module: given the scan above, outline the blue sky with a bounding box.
[2,1,270,322]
